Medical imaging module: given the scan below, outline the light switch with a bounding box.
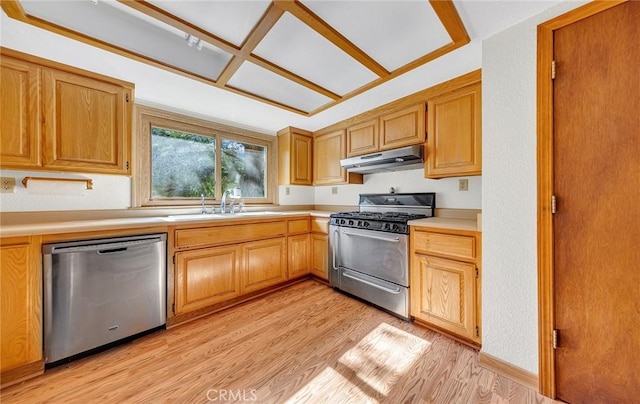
[285,187,290,195]
[0,177,16,193]
[331,187,338,195]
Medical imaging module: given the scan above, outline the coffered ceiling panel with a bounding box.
[20,0,232,81]
[3,0,470,116]
[146,0,271,47]
[227,62,333,114]
[253,12,378,96]
[300,0,452,71]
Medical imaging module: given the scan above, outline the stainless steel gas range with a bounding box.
[329,192,435,320]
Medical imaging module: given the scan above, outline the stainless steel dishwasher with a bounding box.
[42,233,167,365]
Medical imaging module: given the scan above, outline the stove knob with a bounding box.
[392,224,399,232]
[339,219,346,225]
[348,220,354,226]
[363,221,369,228]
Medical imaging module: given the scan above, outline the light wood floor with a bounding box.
[1,280,556,403]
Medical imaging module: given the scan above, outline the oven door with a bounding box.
[329,225,408,287]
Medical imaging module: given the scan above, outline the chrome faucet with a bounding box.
[201,194,207,214]
[220,190,232,214]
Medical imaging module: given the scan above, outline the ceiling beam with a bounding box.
[429,0,470,43]
[273,0,390,78]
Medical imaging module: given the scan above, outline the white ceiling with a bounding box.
[1,1,565,134]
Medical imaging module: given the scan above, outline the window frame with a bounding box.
[133,104,277,207]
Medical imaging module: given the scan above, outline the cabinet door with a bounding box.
[288,234,310,279]
[278,127,313,186]
[42,68,131,174]
[379,103,425,150]
[175,245,241,314]
[346,119,379,157]
[313,130,346,185]
[0,238,42,373]
[411,254,476,341]
[241,238,287,293]
[310,234,329,280]
[426,82,482,178]
[0,57,41,169]
[291,133,313,185]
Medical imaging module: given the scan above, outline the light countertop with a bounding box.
[0,210,332,238]
[408,217,481,232]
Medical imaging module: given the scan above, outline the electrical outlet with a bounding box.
[331,187,338,195]
[0,177,16,193]
[459,179,469,191]
[285,187,290,195]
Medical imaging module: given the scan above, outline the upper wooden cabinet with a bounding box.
[313,129,363,186]
[277,126,313,186]
[0,48,134,175]
[42,68,132,174]
[346,119,379,157]
[426,81,482,178]
[380,103,426,151]
[0,57,41,169]
[345,104,425,158]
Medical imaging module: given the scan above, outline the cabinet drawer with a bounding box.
[176,221,287,249]
[413,231,476,260]
[311,217,329,234]
[288,218,310,234]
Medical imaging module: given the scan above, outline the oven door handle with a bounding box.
[342,270,402,294]
[332,229,339,271]
[342,230,401,243]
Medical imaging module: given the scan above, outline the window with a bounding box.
[134,105,276,207]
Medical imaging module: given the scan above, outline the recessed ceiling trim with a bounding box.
[3,0,471,116]
[272,0,389,78]
[225,85,308,116]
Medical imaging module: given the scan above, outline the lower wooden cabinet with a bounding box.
[310,234,329,280]
[172,216,324,319]
[175,245,241,314]
[410,227,481,345]
[0,236,43,385]
[241,237,287,293]
[288,234,311,279]
[412,254,476,341]
[310,217,329,281]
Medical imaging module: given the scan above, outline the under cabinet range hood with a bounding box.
[340,145,424,174]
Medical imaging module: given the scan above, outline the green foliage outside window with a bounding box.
[151,127,266,199]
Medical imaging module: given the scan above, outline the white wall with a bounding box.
[482,1,586,373]
[0,170,131,212]
[314,169,481,209]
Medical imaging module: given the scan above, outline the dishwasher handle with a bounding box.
[97,247,129,255]
[44,235,165,255]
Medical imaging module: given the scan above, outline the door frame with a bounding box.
[536,0,628,398]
